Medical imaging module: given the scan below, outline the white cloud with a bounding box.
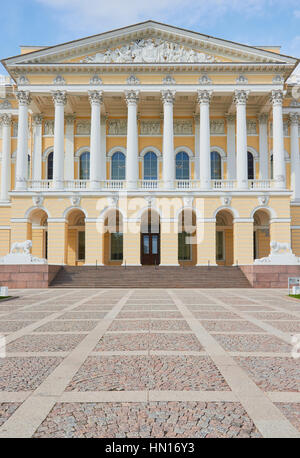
[35,0,285,35]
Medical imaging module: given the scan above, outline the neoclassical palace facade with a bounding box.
[0,21,300,267]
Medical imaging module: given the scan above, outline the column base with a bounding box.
[122,263,142,266]
[84,263,104,266]
[196,263,218,266]
[160,263,180,266]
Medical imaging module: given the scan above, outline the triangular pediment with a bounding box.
[2,20,297,67]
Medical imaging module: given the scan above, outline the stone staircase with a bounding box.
[50,265,252,288]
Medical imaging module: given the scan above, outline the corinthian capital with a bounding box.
[0,113,12,126]
[289,112,299,125]
[270,89,283,106]
[124,90,139,106]
[88,90,103,105]
[234,90,249,105]
[16,90,31,106]
[52,90,67,106]
[197,90,212,104]
[161,89,176,105]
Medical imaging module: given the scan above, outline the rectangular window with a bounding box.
[216,231,224,261]
[111,232,123,260]
[178,232,191,261]
[78,231,85,260]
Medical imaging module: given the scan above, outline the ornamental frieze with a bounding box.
[174,119,193,135]
[140,120,161,135]
[108,119,127,135]
[82,39,217,64]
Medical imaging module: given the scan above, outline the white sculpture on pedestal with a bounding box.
[0,240,47,264]
[254,240,300,265]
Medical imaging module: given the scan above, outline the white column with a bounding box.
[52,91,66,190]
[198,90,212,190]
[0,114,11,201]
[64,115,75,181]
[101,115,107,180]
[271,90,286,189]
[290,113,300,200]
[88,91,104,188]
[15,91,31,191]
[234,90,249,189]
[32,114,43,182]
[194,114,200,180]
[226,114,236,179]
[125,90,139,190]
[161,90,175,189]
[258,114,269,179]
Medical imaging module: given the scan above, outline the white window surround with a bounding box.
[210,146,226,179]
[107,146,126,180]
[42,146,54,162]
[175,146,193,180]
[139,147,161,180]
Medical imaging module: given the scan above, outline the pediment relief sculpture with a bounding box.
[44,120,54,136]
[174,120,193,135]
[108,119,127,135]
[82,39,218,64]
[247,120,257,135]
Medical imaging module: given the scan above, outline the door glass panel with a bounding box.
[152,235,158,254]
[143,235,150,254]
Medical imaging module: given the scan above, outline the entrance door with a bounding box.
[141,233,160,265]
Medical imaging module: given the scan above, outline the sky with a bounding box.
[1,0,300,71]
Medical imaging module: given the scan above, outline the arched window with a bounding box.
[211,151,222,179]
[47,151,53,180]
[143,152,157,180]
[111,152,125,180]
[176,152,189,180]
[270,154,273,180]
[248,151,254,180]
[27,155,31,179]
[79,151,90,180]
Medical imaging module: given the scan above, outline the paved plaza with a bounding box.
[0,288,299,438]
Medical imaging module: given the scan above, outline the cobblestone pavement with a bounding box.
[0,288,299,438]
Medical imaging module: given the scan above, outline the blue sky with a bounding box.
[1,0,300,67]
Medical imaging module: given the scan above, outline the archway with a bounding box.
[103,209,123,265]
[28,208,48,259]
[66,209,86,265]
[215,209,234,266]
[140,209,160,265]
[178,209,197,265]
[253,209,270,260]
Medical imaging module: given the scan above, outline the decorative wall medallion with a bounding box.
[210,120,225,135]
[53,75,66,85]
[17,75,29,85]
[247,120,257,135]
[82,39,217,63]
[127,74,140,85]
[140,120,161,135]
[76,121,91,135]
[221,195,232,206]
[163,75,176,85]
[70,195,81,206]
[144,195,155,207]
[272,74,284,84]
[258,195,269,206]
[174,119,193,135]
[236,75,248,84]
[44,120,54,136]
[108,119,127,135]
[199,74,212,84]
[90,75,102,85]
[32,195,44,207]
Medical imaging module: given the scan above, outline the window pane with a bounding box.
[270,154,273,180]
[78,231,85,260]
[216,231,224,261]
[211,151,221,179]
[111,152,125,180]
[176,152,189,179]
[27,155,31,179]
[80,152,90,180]
[47,152,53,180]
[144,152,157,180]
[152,235,158,254]
[248,152,254,180]
[143,235,150,254]
[111,232,123,260]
